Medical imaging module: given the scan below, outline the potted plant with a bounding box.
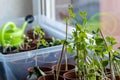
[26,26,53,80]
[63,11,120,80]
[52,5,76,80]
[87,13,120,80]
[63,11,97,80]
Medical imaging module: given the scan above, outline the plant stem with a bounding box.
[65,20,68,71]
[56,43,65,80]
[83,50,88,80]
[75,28,81,80]
[99,29,115,80]
[77,48,81,80]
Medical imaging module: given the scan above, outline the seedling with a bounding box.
[56,5,75,80]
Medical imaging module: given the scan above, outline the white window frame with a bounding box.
[32,0,55,20]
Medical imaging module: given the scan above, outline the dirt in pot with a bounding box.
[0,46,18,54]
[52,64,75,76]
[38,74,64,80]
[27,66,52,80]
[26,28,46,40]
[26,29,39,40]
[19,40,37,52]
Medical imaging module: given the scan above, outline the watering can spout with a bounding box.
[22,15,34,33]
[22,21,28,33]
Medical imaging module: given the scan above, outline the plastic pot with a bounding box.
[63,70,79,80]
[52,64,75,76]
[28,66,52,75]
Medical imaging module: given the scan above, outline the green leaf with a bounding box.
[61,40,66,44]
[113,51,119,55]
[67,45,73,53]
[41,39,46,46]
[107,45,113,51]
[101,60,108,67]
[79,32,87,39]
[89,38,94,44]
[95,37,104,45]
[74,54,78,60]
[86,73,96,79]
[76,23,82,31]
[105,36,117,45]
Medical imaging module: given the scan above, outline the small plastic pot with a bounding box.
[38,74,64,80]
[52,64,75,76]
[28,66,52,75]
[63,70,79,80]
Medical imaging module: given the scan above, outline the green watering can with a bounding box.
[0,15,34,47]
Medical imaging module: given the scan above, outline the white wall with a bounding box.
[0,0,33,20]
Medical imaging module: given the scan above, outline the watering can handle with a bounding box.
[25,15,34,23]
[1,22,16,46]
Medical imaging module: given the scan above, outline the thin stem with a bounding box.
[77,49,81,80]
[65,20,68,71]
[56,43,65,80]
[83,50,88,80]
[99,29,115,80]
[75,28,81,80]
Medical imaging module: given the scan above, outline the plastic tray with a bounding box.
[0,15,75,80]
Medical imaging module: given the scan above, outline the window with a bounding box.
[33,0,120,49]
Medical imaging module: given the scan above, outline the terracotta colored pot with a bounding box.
[104,68,120,80]
[116,75,120,80]
[38,74,64,80]
[28,66,52,75]
[52,64,75,76]
[107,74,120,80]
[63,70,79,80]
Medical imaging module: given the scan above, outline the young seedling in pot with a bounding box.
[49,37,61,46]
[2,40,17,54]
[56,5,75,80]
[19,36,32,51]
[87,14,120,80]
[27,26,46,80]
[33,26,47,48]
[33,26,46,78]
